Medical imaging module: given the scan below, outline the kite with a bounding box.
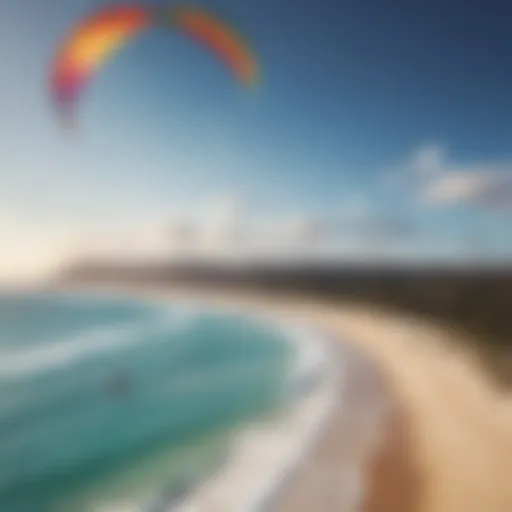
[168,5,259,87]
[50,3,260,125]
[50,5,152,123]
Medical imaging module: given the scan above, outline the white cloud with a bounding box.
[411,144,445,175]
[478,173,512,210]
[421,172,490,205]
[391,143,512,211]
[385,143,446,190]
[57,196,333,269]
[421,169,512,210]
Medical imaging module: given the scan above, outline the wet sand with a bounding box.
[274,341,422,512]
[59,284,512,512]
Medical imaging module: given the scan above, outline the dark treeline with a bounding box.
[60,261,512,387]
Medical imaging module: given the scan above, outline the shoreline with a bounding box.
[59,289,346,512]
[3,287,344,512]
[173,319,341,512]
[50,283,512,512]
[49,285,416,512]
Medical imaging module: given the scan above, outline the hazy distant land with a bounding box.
[58,260,512,388]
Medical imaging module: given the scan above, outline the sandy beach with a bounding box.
[61,283,512,512]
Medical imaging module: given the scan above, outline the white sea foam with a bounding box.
[90,317,338,512]
[40,293,393,512]
[0,308,197,379]
[165,319,341,512]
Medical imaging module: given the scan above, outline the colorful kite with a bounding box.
[50,3,260,125]
[50,5,152,123]
[169,5,259,87]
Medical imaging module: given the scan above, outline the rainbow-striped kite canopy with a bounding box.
[50,3,260,124]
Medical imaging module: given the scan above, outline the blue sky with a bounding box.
[1,0,512,277]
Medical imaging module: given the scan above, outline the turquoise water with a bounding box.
[0,292,294,511]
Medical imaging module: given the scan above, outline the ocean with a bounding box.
[0,291,326,512]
